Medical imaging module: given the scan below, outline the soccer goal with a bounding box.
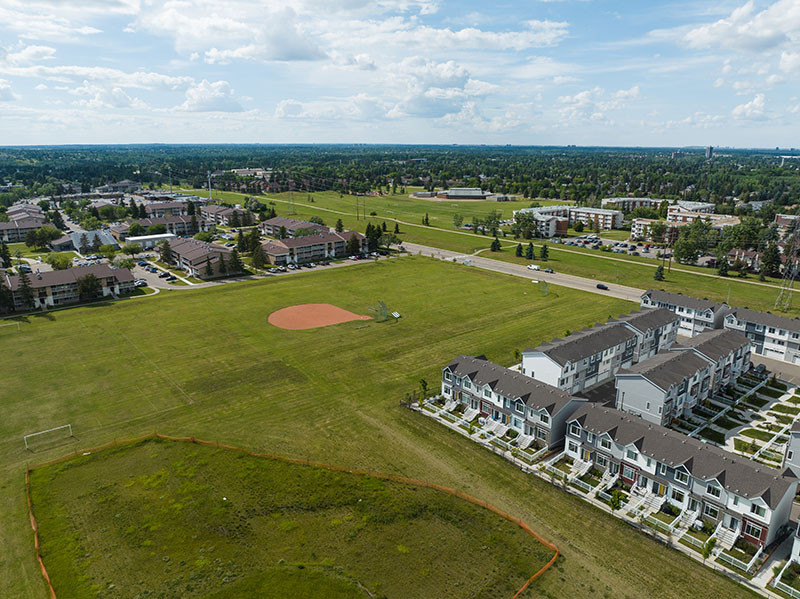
[24,424,74,451]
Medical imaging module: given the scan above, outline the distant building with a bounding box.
[68,230,119,253]
[111,216,207,242]
[199,205,252,226]
[514,205,623,231]
[435,188,493,200]
[259,217,329,238]
[775,214,800,237]
[0,218,48,243]
[706,146,713,159]
[144,201,187,218]
[125,233,177,250]
[94,180,141,193]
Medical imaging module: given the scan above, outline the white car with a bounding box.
[527,264,540,271]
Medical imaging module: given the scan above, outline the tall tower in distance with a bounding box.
[705,146,713,159]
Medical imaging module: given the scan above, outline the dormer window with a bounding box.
[674,470,689,485]
[600,438,612,450]
[706,484,721,498]
[569,423,581,437]
[750,504,766,518]
[626,448,637,460]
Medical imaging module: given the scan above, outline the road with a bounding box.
[402,242,646,303]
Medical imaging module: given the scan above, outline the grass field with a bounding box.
[184,188,797,316]
[1,257,758,599]
[31,437,553,599]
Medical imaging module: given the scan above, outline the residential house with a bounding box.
[522,323,638,393]
[724,307,800,365]
[565,403,797,548]
[442,355,586,449]
[259,217,329,238]
[610,308,680,363]
[2,264,134,311]
[640,289,730,337]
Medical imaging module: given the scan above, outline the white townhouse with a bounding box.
[641,289,730,337]
[615,349,713,426]
[610,308,680,363]
[724,307,800,366]
[675,329,751,393]
[514,205,623,231]
[522,323,638,394]
[442,355,586,449]
[566,403,797,549]
[784,421,800,471]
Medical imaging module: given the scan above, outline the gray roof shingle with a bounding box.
[525,323,636,366]
[674,329,750,362]
[617,349,710,391]
[642,289,728,313]
[611,308,679,333]
[726,307,800,334]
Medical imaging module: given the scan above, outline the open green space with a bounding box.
[184,188,798,315]
[31,437,551,599]
[0,256,758,599]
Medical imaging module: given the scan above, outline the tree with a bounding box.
[309,215,325,226]
[251,244,266,269]
[394,223,400,234]
[122,242,142,257]
[138,204,147,219]
[658,200,670,219]
[0,274,13,312]
[0,242,11,268]
[91,235,103,253]
[159,240,171,264]
[335,219,344,233]
[379,233,401,248]
[79,233,90,254]
[190,214,199,233]
[25,230,38,249]
[278,225,288,239]
[148,223,167,235]
[76,273,102,300]
[573,220,584,233]
[218,253,227,274]
[247,228,261,252]
[525,242,535,260]
[194,231,213,242]
[653,265,664,281]
[419,378,429,399]
[381,221,387,232]
[187,201,195,216]
[762,242,781,277]
[453,213,463,228]
[609,489,624,512]
[204,257,213,278]
[423,213,430,226]
[490,237,502,252]
[515,243,523,257]
[347,233,361,256]
[540,244,549,261]
[230,211,241,228]
[99,244,117,261]
[732,257,748,278]
[365,223,381,252]
[127,222,145,237]
[717,258,729,277]
[229,249,245,272]
[648,221,667,243]
[236,230,246,252]
[701,537,717,564]
[630,206,659,220]
[48,209,65,230]
[45,253,72,270]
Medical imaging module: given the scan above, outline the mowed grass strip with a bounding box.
[30,437,553,599]
[0,257,759,599]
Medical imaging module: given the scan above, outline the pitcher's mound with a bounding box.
[268,303,372,330]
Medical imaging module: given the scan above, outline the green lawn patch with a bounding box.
[743,396,769,409]
[772,404,800,416]
[712,417,739,430]
[698,427,725,444]
[740,428,774,442]
[759,387,786,400]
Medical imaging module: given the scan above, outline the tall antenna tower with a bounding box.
[774,221,799,312]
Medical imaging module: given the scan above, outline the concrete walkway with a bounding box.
[753,533,792,589]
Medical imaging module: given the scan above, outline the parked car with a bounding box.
[527,264,540,271]
[596,283,609,290]
[158,271,169,278]
[137,261,148,266]
[268,267,278,273]
[166,275,176,282]
[543,268,554,273]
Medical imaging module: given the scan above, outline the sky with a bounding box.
[0,0,798,147]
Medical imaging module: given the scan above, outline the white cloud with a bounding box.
[2,44,57,66]
[780,51,800,73]
[275,93,386,120]
[69,80,146,109]
[0,79,19,101]
[177,80,243,112]
[0,64,193,90]
[732,93,767,120]
[557,85,640,123]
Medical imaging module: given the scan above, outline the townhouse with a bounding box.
[259,216,329,238]
[110,215,208,241]
[144,201,187,218]
[640,289,730,337]
[724,307,800,365]
[565,403,797,548]
[610,308,680,362]
[199,205,252,226]
[522,323,638,393]
[164,238,239,279]
[442,355,586,449]
[677,329,751,393]
[260,230,367,265]
[1,264,134,311]
[783,421,800,471]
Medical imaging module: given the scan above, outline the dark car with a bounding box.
[543,268,554,273]
[158,271,169,278]
[596,283,609,290]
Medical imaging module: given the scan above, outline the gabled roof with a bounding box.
[445,355,576,416]
[674,329,750,362]
[168,237,231,263]
[642,289,728,313]
[5,263,133,290]
[569,403,797,508]
[524,323,635,366]
[617,349,711,391]
[611,308,679,334]
[726,306,800,334]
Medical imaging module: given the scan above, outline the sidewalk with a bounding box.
[753,533,792,589]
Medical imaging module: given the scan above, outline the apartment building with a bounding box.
[640,289,730,337]
[600,197,663,212]
[1,264,134,311]
[165,238,238,279]
[0,217,47,243]
[514,205,623,231]
[144,201,187,218]
[775,214,799,238]
[522,323,638,393]
[565,403,797,548]
[442,355,586,449]
[111,215,208,241]
[260,230,366,265]
[667,207,739,226]
[259,217,328,238]
[199,205,252,226]
[724,307,800,365]
[610,308,680,362]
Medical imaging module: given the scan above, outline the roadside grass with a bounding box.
[184,188,799,315]
[1,256,758,599]
[31,437,551,599]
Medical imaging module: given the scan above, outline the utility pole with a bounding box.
[207,171,212,202]
[169,167,172,193]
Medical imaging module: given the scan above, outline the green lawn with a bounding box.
[183,188,799,316]
[0,256,759,599]
[31,437,551,599]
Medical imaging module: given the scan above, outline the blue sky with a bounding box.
[0,0,798,146]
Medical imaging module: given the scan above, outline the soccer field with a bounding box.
[1,256,758,598]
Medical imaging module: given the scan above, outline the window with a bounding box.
[789,451,794,461]
[732,496,738,506]
[568,441,578,453]
[539,413,549,424]
[600,438,612,450]
[658,406,662,415]
[744,522,762,539]
[646,401,650,411]
[658,463,667,475]
[443,386,451,396]
[626,448,637,460]
[463,380,471,389]
[750,504,766,518]
[596,454,608,468]
[483,388,491,397]
[536,428,547,439]
[586,432,594,444]
[515,402,524,414]
[443,372,451,382]
[646,457,652,468]
[569,423,581,437]
[706,484,721,498]
[671,488,685,503]
[674,470,689,485]
[622,465,635,480]
[703,504,719,519]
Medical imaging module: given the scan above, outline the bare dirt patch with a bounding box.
[268,303,371,330]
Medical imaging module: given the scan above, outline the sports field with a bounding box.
[30,436,554,599]
[185,188,797,316]
[1,257,758,598]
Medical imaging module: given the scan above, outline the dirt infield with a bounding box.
[268,303,372,330]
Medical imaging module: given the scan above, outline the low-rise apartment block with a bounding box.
[442,355,586,449]
[0,217,48,243]
[2,264,134,311]
[144,201,188,218]
[199,205,252,226]
[259,217,328,238]
[111,216,208,241]
[515,205,623,231]
[565,403,797,548]
[724,307,800,365]
[165,238,239,279]
[640,289,730,337]
[261,230,366,265]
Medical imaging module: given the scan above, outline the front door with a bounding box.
[728,517,739,530]
[582,448,591,461]
[653,482,666,496]
[689,498,699,512]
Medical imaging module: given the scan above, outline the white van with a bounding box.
[527,264,540,271]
